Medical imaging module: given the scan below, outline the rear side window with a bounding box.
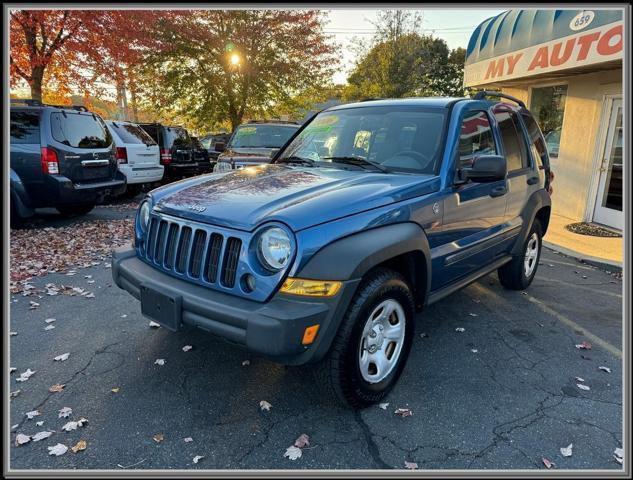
[139,125,160,144]
[521,112,549,168]
[458,111,497,168]
[51,112,112,149]
[493,106,529,171]
[111,122,156,146]
[10,111,40,144]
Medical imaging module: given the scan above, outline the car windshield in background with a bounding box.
[165,128,191,148]
[111,122,156,146]
[230,124,298,148]
[277,107,447,174]
[51,112,112,149]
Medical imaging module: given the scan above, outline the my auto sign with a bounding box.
[464,19,623,86]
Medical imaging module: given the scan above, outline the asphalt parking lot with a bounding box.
[9,203,623,470]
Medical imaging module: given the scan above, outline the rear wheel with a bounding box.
[56,204,95,217]
[314,268,415,409]
[498,219,542,290]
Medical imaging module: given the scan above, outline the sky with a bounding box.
[325,8,505,84]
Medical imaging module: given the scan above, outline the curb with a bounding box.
[543,241,623,273]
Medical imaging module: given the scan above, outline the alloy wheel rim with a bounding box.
[358,299,406,383]
[524,232,539,277]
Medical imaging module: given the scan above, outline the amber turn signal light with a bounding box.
[302,324,320,345]
[280,278,342,297]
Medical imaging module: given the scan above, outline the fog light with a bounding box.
[302,324,320,345]
[280,278,342,297]
[241,273,257,293]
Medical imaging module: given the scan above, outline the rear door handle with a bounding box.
[490,185,507,198]
[527,177,539,185]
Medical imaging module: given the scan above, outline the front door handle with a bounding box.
[527,176,539,185]
[490,185,507,197]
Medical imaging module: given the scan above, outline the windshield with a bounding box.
[277,106,447,174]
[229,124,299,148]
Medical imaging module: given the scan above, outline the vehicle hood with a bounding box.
[151,164,439,232]
[218,147,274,163]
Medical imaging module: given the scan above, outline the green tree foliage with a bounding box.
[138,10,337,131]
[343,10,467,100]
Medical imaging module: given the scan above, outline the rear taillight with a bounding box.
[116,147,128,164]
[40,147,59,174]
[160,149,172,165]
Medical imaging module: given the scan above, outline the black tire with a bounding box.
[123,184,143,198]
[314,268,415,409]
[56,204,95,217]
[498,219,543,290]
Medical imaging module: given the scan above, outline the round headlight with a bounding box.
[213,161,232,173]
[138,200,151,233]
[258,227,292,271]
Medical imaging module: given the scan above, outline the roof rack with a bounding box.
[246,119,301,125]
[10,98,90,112]
[472,90,526,109]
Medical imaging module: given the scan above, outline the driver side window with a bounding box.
[458,111,497,168]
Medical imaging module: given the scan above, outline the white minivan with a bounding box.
[105,120,163,195]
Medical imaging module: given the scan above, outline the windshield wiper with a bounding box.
[322,156,389,173]
[276,156,316,167]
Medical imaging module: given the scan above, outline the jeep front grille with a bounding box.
[142,216,242,287]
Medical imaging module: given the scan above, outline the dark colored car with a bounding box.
[199,133,231,162]
[215,121,300,170]
[113,92,553,408]
[190,136,212,169]
[10,100,126,222]
[137,123,210,179]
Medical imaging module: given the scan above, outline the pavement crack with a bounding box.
[353,411,392,469]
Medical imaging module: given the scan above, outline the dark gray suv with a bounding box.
[10,100,126,222]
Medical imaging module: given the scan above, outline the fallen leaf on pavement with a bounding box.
[44,325,55,331]
[26,410,41,419]
[71,440,87,453]
[614,455,623,465]
[560,443,573,457]
[32,431,54,442]
[16,368,36,382]
[36,421,44,426]
[10,331,18,336]
[182,345,193,352]
[62,418,88,431]
[45,318,56,323]
[260,400,272,411]
[599,366,612,373]
[242,360,250,366]
[184,437,193,443]
[284,446,302,460]
[153,433,164,443]
[48,443,68,456]
[455,327,465,332]
[404,461,418,470]
[29,301,40,309]
[111,388,120,393]
[577,383,591,391]
[471,349,478,353]
[378,402,389,410]
[294,434,310,448]
[10,367,16,374]
[469,313,478,317]
[575,341,592,350]
[149,321,161,328]
[10,390,21,398]
[542,457,555,469]
[575,377,585,383]
[154,359,166,366]
[49,384,65,393]
[15,434,31,446]
[54,353,70,362]
[419,332,428,338]
[193,455,204,464]
[121,314,128,318]
[58,407,72,418]
[394,407,413,417]
[614,447,623,463]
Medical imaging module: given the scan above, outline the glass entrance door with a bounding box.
[593,98,623,230]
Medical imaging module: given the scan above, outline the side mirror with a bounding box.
[269,148,280,159]
[459,155,507,183]
[214,142,225,152]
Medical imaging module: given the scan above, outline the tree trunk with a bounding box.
[29,66,44,102]
[130,85,139,122]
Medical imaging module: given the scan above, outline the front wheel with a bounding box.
[314,268,415,409]
[498,219,543,290]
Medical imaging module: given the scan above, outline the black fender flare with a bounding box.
[511,189,552,255]
[297,222,432,299]
[10,169,34,219]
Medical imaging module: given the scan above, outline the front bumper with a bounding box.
[112,246,359,365]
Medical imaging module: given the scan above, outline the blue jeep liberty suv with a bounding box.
[113,92,553,408]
